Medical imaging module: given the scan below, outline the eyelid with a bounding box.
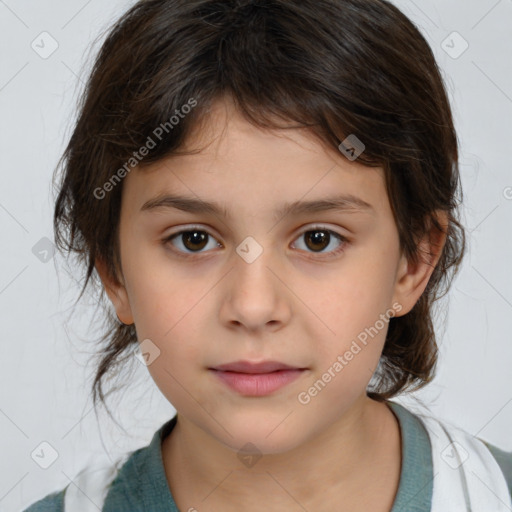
[163,223,349,258]
[163,223,348,240]
[163,224,223,245]
[162,224,223,259]
[291,224,349,259]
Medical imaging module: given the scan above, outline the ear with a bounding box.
[95,257,134,325]
[391,210,448,316]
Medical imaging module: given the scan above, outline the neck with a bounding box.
[162,396,402,511]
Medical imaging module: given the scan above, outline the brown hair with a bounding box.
[53,0,466,414]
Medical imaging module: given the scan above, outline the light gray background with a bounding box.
[1,0,511,510]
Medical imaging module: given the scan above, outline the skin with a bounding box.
[96,97,447,511]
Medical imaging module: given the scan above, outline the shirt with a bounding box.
[23,401,512,511]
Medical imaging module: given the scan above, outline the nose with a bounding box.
[219,245,292,333]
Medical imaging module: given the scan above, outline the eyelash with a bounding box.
[162,225,349,260]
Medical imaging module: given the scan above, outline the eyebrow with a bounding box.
[140,193,375,221]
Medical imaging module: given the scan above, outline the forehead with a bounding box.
[121,99,389,220]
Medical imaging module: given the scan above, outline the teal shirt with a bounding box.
[23,402,512,511]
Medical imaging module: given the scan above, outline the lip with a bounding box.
[211,360,302,373]
[209,360,307,396]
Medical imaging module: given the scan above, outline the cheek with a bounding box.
[124,269,209,363]
[137,325,206,411]
[298,253,398,374]
[132,293,207,360]
[309,264,396,332]
[123,258,198,336]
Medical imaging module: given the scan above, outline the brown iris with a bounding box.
[304,230,330,252]
[181,231,209,251]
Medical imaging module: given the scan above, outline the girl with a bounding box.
[24,0,512,510]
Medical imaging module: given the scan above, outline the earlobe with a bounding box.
[94,257,134,325]
[392,211,448,316]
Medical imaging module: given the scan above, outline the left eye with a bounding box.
[291,226,347,256]
[163,226,347,257]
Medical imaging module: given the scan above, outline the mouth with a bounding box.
[210,360,305,373]
[208,360,307,396]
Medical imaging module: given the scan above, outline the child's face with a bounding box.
[100,98,432,454]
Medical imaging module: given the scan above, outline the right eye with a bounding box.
[163,227,222,257]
